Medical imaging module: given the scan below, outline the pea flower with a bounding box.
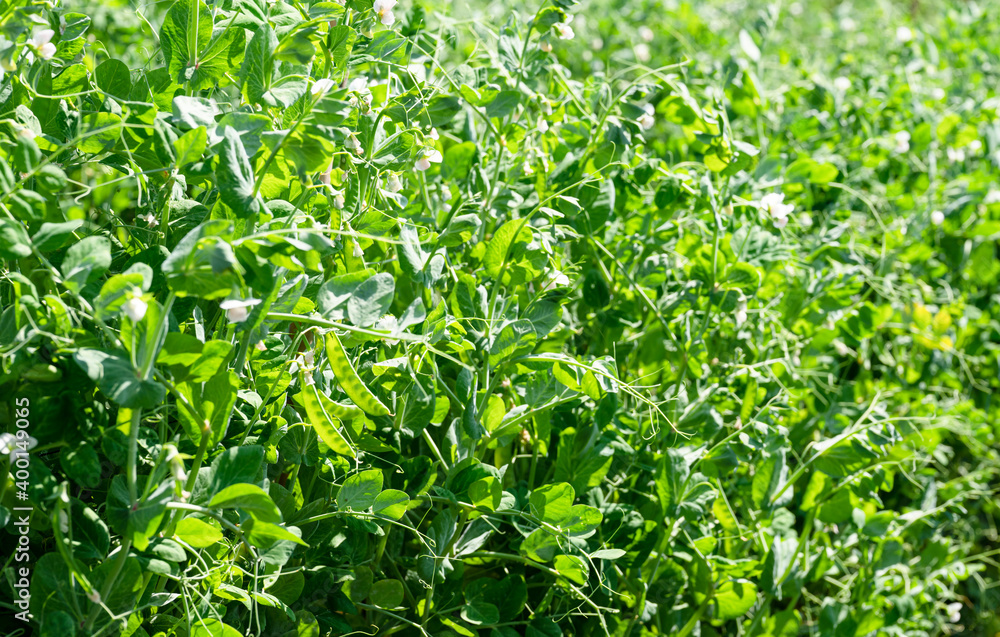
[415,148,442,171]
[123,293,148,322]
[88,590,101,604]
[427,127,440,141]
[638,26,654,42]
[930,210,944,226]
[637,104,655,131]
[141,212,158,227]
[635,43,651,63]
[759,192,793,228]
[345,133,363,156]
[312,78,335,96]
[373,0,397,26]
[0,432,37,463]
[29,29,57,60]
[833,76,851,91]
[735,296,748,327]
[896,26,914,43]
[894,131,910,153]
[537,117,549,133]
[220,298,261,323]
[540,41,553,53]
[331,189,346,209]
[385,173,403,193]
[554,17,574,40]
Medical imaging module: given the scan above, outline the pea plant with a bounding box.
[1,0,999,635]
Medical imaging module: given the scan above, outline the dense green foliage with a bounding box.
[1,0,999,635]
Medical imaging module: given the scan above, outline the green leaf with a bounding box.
[209,483,282,523]
[368,579,404,608]
[529,482,575,525]
[347,272,395,327]
[95,59,132,99]
[337,469,383,511]
[216,126,261,218]
[713,579,758,620]
[553,554,588,585]
[61,236,112,293]
[0,218,32,260]
[372,489,409,520]
[162,220,242,299]
[73,349,166,409]
[160,0,238,90]
[175,517,224,548]
[59,444,102,488]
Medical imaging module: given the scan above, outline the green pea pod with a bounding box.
[324,332,392,417]
[299,371,356,458]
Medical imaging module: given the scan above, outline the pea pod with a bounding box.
[324,332,392,417]
[298,371,356,458]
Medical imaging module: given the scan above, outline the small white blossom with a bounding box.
[637,103,655,130]
[522,161,534,175]
[373,0,397,26]
[760,192,794,228]
[312,78,335,96]
[385,172,403,192]
[345,133,363,156]
[638,26,654,42]
[789,2,803,15]
[537,117,549,134]
[839,17,856,31]
[894,130,910,153]
[946,602,962,623]
[833,76,851,92]
[799,212,813,227]
[428,127,439,141]
[554,20,574,40]
[348,77,369,93]
[29,29,56,60]
[591,37,604,51]
[635,43,651,62]
[540,41,553,53]
[930,210,945,226]
[0,433,37,463]
[142,212,158,227]
[969,139,982,153]
[329,188,345,209]
[735,297,748,327]
[220,298,261,323]
[896,26,914,43]
[832,339,850,356]
[88,590,101,604]
[255,341,267,352]
[123,294,148,322]
[415,148,442,171]
[947,147,965,163]
[542,269,570,290]
[353,241,364,258]
[931,87,946,100]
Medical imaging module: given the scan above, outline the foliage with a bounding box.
[1,0,999,635]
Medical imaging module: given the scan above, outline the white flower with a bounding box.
[385,173,403,192]
[947,147,965,163]
[946,602,962,623]
[638,26,654,42]
[931,87,946,100]
[537,117,549,134]
[735,297,748,327]
[522,161,534,175]
[255,341,267,352]
[345,133,363,156]
[415,148,442,171]
[29,29,56,60]
[0,432,37,463]
[302,349,315,367]
[542,269,570,290]
[220,298,261,323]
[428,127,439,141]
[540,41,553,53]
[591,37,604,51]
[142,212,158,227]
[637,103,655,130]
[930,210,945,226]
[968,139,982,153]
[165,444,187,481]
[312,78,336,96]
[894,130,910,153]
[87,590,101,604]
[896,26,914,43]
[635,43,651,63]
[799,212,813,227]
[832,339,850,356]
[760,192,793,228]
[833,76,851,92]
[348,77,369,93]
[353,241,364,258]
[554,21,574,40]
[123,294,148,322]
[788,2,803,16]
[332,190,347,210]
[839,17,857,31]
[373,0,397,26]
